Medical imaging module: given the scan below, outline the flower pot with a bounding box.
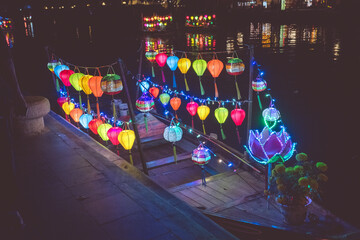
[279,198,311,225]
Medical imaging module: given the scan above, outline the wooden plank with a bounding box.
[172,192,202,208]
[180,189,216,209]
[146,152,192,169]
[188,187,226,206]
[237,171,265,192]
[196,185,233,203]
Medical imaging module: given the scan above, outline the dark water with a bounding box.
[7,8,360,227]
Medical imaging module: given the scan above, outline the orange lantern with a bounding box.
[88,75,103,119]
[170,96,181,119]
[207,56,223,98]
[70,108,83,127]
[149,87,159,98]
[88,118,104,135]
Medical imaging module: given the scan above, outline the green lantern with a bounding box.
[159,93,170,106]
[192,58,207,95]
[98,123,112,141]
[214,107,228,140]
[145,50,157,78]
[69,73,85,110]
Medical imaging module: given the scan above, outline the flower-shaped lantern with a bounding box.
[136,93,155,132]
[163,119,183,163]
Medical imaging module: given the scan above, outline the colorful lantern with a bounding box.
[101,74,123,95]
[145,50,157,77]
[136,93,155,132]
[149,87,159,98]
[252,76,267,110]
[214,107,228,140]
[54,65,69,79]
[62,102,75,118]
[59,70,74,87]
[170,96,181,119]
[47,60,61,73]
[231,107,246,144]
[166,55,179,88]
[192,143,211,186]
[69,73,85,110]
[186,101,199,129]
[89,76,104,119]
[79,114,93,129]
[155,53,167,83]
[57,97,69,108]
[262,107,280,129]
[197,105,210,134]
[107,127,123,145]
[226,58,245,100]
[70,108,83,123]
[159,93,170,106]
[118,129,136,165]
[88,118,104,135]
[178,57,191,91]
[163,120,183,163]
[192,58,207,95]
[207,58,223,98]
[97,123,112,141]
[79,75,93,114]
[139,80,150,93]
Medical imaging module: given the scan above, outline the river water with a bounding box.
[6,8,360,227]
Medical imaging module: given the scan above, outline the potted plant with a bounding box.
[265,152,328,225]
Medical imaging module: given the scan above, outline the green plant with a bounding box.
[265,152,328,206]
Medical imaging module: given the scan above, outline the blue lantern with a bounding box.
[139,81,150,93]
[166,56,179,88]
[79,114,93,129]
[54,65,70,79]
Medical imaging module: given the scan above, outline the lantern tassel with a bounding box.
[87,95,91,114]
[201,166,207,186]
[151,64,155,78]
[220,125,226,140]
[173,143,177,164]
[257,93,263,110]
[161,69,165,83]
[112,99,117,124]
[96,98,100,119]
[78,91,83,111]
[214,79,219,98]
[202,121,206,135]
[199,77,205,95]
[56,79,60,93]
[144,114,148,132]
[236,127,241,144]
[184,75,189,91]
[173,72,176,88]
[191,117,194,129]
[129,150,134,165]
[235,78,241,100]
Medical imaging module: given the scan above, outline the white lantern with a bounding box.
[163,120,183,163]
[262,107,280,122]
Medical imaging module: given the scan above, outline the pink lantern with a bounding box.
[231,107,246,144]
[59,70,75,87]
[107,127,123,145]
[186,101,199,129]
[155,53,167,83]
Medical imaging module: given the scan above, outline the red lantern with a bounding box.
[155,53,167,83]
[88,118,104,135]
[207,58,223,98]
[57,97,69,108]
[170,96,181,119]
[149,87,159,98]
[89,76,103,119]
[186,101,198,129]
[107,127,123,145]
[231,107,246,144]
[59,70,74,87]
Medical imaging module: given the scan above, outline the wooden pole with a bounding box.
[117,58,148,175]
[245,45,254,157]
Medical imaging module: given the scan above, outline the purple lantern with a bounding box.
[245,127,296,165]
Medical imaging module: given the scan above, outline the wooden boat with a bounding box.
[117,112,360,240]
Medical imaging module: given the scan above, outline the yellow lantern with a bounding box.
[62,102,75,116]
[177,57,191,91]
[197,105,210,134]
[69,73,85,110]
[97,123,112,141]
[118,129,136,165]
[79,75,93,113]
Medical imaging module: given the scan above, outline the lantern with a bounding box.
[70,108,83,124]
[155,53,167,83]
[226,58,245,100]
[178,57,191,91]
[145,50,157,77]
[262,107,280,129]
[159,93,170,107]
[97,123,112,141]
[170,96,181,119]
[231,107,246,144]
[149,87,159,98]
[166,55,179,88]
[69,73,85,110]
[192,58,207,95]
[57,97,69,108]
[207,58,223,98]
[107,127,123,145]
[59,70,74,87]
[54,65,69,79]
[118,129,136,165]
[197,105,210,134]
[48,60,62,92]
[252,76,267,110]
[136,93,155,132]
[214,107,228,140]
[163,120,183,163]
[88,118,104,135]
[186,101,199,129]
[101,73,123,122]
[79,75,93,113]
[192,143,211,186]
[139,80,150,93]
[79,114,93,129]
[89,76,104,119]
[62,102,75,119]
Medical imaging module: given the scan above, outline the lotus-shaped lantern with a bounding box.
[245,127,296,165]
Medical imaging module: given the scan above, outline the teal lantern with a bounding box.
[166,56,179,88]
